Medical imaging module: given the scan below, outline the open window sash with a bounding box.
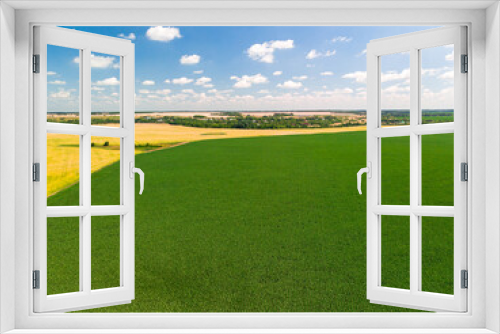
[365,26,467,312]
[33,26,135,312]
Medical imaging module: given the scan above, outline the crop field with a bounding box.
[46,131,454,312]
[46,124,366,197]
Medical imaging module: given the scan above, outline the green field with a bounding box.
[47,131,454,312]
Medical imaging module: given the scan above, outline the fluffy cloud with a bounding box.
[342,71,367,83]
[164,79,171,84]
[445,50,454,61]
[357,49,367,57]
[193,70,204,74]
[95,77,120,86]
[50,89,74,98]
[49,80,66,85]
[231,74,268,88]
[146,26,182,42]
[47,71,57,75]
[118,33,136,40]
[273,71,283,76]
[306,49,336,60]
[277,80,303,89]
[292,75,308,81]
[142,80,155,86]
[172,77,194,85]
[331,36,352,43]
[74,54,118,69]
[320,71,334,76]
[247,40,294,63]
[180,54,201,65]
[195,77,212,86]
[439,70,454,80]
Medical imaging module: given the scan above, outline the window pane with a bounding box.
[91,136,121,206]
[380,52,410,127]
[47,217,80,295]
[47,133,80,206]
[91,52,121,127]
[381,215,410,290]
[421,134,454,206]
[91,216,121,290]
[381,136,410,205]
[421,217,454,295]
[421,45,454,124]
[47,45,80,124]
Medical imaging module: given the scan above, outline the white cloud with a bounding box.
[156,89,172,95]
[258,90,270,94]
[208,89,217,94]
[194,70,204,74]
[331,36,352,43]
[164,79,171,84]
[306,64,315,68]
[182,89,195,94]
[277,80,303,89]
[231,74,268,88]
[292,75,308,81]
[306,49,320,60]
[47,71,57,76]
[203,84,214,88]
[180,54,201,65]
[95,77,120,86]
[146,26,182,42]
[273,71,283,76]
[49,80,66,85]
[195,77,212,86]
[74,54,118,69]
[91,86,105,91]
[118,33,136,40]
[320,71,334,76]
[381,68,410,83]
[306,49,336,60]
[342,71,367,83]
[247,40,294,63]
[439,70,454,80]
[445,50,454,61]
[357,49,367,57]
[142,80,155,86]
[172,77,194,85]
[139,89,151,94]
[50,89,73,98]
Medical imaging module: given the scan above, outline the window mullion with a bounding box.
[82,47,92,294]
[409,47,420,294]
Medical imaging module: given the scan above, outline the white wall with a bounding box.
[486,2,500,333]
[0,2,16,333]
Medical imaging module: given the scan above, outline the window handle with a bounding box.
[357,162,371,195]
[129,162,145,195]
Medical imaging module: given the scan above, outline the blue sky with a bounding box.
[47,26,454,112]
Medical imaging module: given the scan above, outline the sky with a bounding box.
[46,26,454,112]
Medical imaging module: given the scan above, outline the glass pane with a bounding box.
[380,52,410,127]
[47,133,80,206]
[381,136,410,205]
[47,217,80,295]
[91,136,121,206]
[421,45,454,124]
[46,45,80,124]
[421,217,454,294]
[381,215,410,290]
[421,134,454,206]
[91,216,121,290]
[91,52,121,126]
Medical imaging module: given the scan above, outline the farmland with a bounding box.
[46,131,454,312]
[46,124,366,197]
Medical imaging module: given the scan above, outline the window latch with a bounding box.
[129,162,145,195]
[357,162,372,195]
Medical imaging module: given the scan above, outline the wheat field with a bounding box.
[47,123,366,197]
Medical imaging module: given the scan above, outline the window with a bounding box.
[33,26,139,312]
[363,26,467,312]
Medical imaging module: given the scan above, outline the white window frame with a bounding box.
[366,26,468,312]
[1,1,498,333]
[33,26,136,313]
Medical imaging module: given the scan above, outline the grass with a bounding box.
[46,131,454,312]
[47,124,366,197]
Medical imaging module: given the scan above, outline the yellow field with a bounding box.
[47,124,366,197]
